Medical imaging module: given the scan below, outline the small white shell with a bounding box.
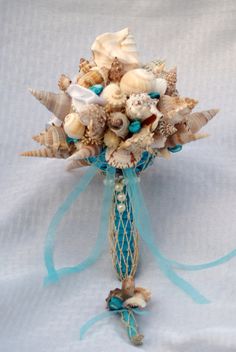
[64,113,85,139]
[102,83,127,111]
[126,93,161,121]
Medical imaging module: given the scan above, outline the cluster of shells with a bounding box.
[22,28,219,170]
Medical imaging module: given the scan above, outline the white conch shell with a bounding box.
[66,84,105,113]
[101,83,127,111]
[29,89,71,121]
[120,68,167,95]
[108,112,130,138]
[187,109,219,133]
[105,147,141,169]
[68,144,101,160]
[126,93,162,124]
[91,28,140,71]
[64,113,85,139]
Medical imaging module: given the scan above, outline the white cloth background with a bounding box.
[0,0,236,351]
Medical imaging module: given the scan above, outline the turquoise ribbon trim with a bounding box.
[44,165,115,284]
[80,308,148,340]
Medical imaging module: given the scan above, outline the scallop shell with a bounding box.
[68,144,101,160]
[32,125,68,151]
[102,83,127,111]
[29,89,71,121]
[77,67,108,88]
[66,159,90,171]
[91,28,140,71]
[187,109,219,133]
[104,130,121,149]
[105,147,141,169]
[108,112,130,138]
[20,148,69,158]
[165,132,208,147]
[64,113,86,139]
[58,74,71,91]
[108,57,125,83]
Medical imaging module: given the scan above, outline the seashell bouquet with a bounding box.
[22,28,232,345]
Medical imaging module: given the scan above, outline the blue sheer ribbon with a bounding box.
[44,165,115,284]
[80,308,149,340]
[123,168,236,304]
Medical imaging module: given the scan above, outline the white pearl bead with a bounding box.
[117,203,126,213]
[115,183,123,192]
[117,193,126,202]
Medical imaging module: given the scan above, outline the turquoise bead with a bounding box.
[89,84,104,95]
[148,91,160,99]
[128,120,141,134]
[66,136,79,144]
[168,144,182,153]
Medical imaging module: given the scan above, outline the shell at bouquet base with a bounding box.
[166,132,208,147]
[91,28,140,71]
[108,57,125,83]
[126,93,160,121]
[66,159,91,171]
[69,143,101,160]
[21,148,69,159]
[124,289,151,309]
[32,125,68,151]
[29,89,71,121]
[105,147,141,169]
[108,112,130,138]
[58,74,71,91]
[77,67,108,88]
[102,83,127,111]
[64,113,85,139]
[187,109,219,133]
[104,130,121,149]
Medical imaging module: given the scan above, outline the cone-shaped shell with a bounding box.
[20,148,69,158]
[108,57,125,82]
[66,159,90,171]
[69,144,101,160]
[165,132,208,147]
[32,125,68,151]
[187,109,219,133]
[64,113,86,139]
[29,89,71,121]
[91,28,140,71]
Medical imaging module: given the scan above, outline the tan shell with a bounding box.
[158,67,177,96]
[155,117,177,137]
[69,144,101,160]
[102,83,127,111]
[77,67,108,88]
[120,68,167,95]
[187,109,219,133]
[108,57,125,82]
[143,59,166,74]
[32,125,68,151]
[121,277,135,299]
[66,159,90,171]
[64,113,85,139]
[108,112,130,138]
[104,130,121,149]
[79,58,94,74]
[58,74,71,91]
[91,28,140,71]
[20,148,69,159]
[119,126,154,153]
[78,104,107,139]
[126,93,160,121]
[105,147,141,169]
[166,132,208,147]
[29,89,71,121]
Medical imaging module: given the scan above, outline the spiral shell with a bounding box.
[58,74,71,91]
[108,112,130,138]
[77,67,108,88]
[64,113,85,139]
[187,109,219,133]
[79,58,94,74]
[21,148,69,159]
[120,69,167,96]
[29,89,71,121]
[91,28,140,71]
[165,132,208,147]
[66,159,91,171]
[32,125,68,151]
[102,83,127,111]
[69,143,101,160]
[108,57,125,83]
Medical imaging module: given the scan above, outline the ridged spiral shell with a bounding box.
[64,113,86,139]
[102,83,127,111]
[108,112,130,138]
